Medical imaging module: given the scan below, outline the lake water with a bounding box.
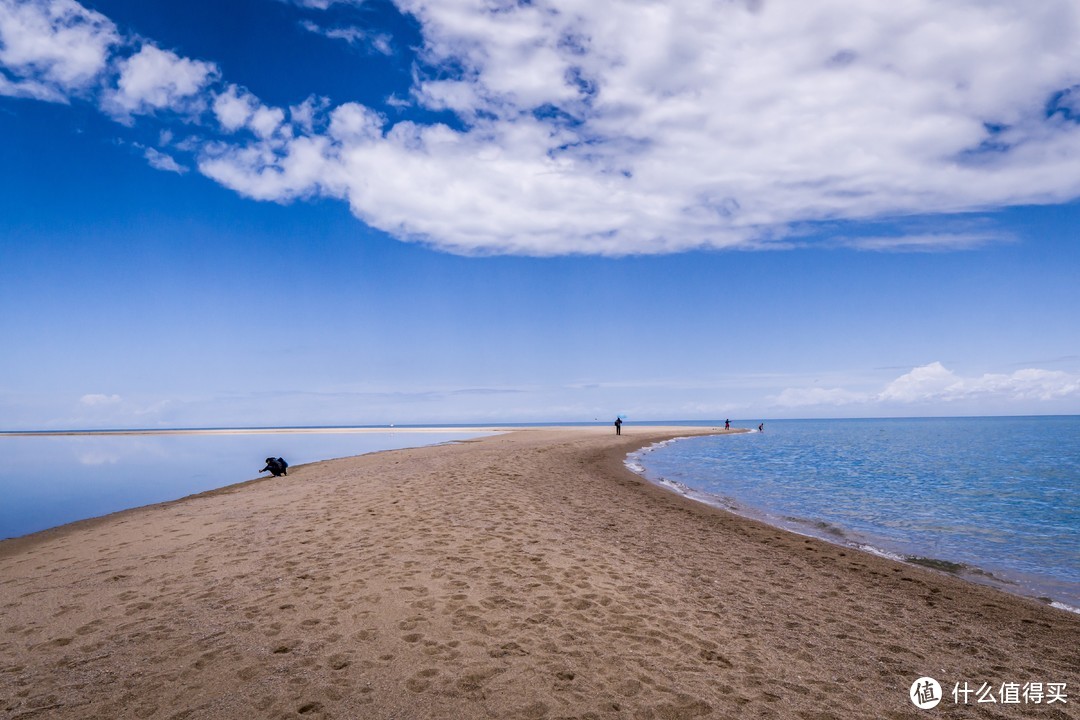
[628,416,1080,610]
[0,430,492,540]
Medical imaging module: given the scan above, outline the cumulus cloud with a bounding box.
[0,0,118,100]
[103,43,216,119]
[877,362,959,403]
[8,0,1080,255]
[211,83,285,138]
[199,134,337,202]
[772,362,1080,410]
[181,0,1080,255]
[289,95,331,133]
[880,362,1080,403]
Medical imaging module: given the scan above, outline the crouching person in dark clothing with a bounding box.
[261,457,289,477]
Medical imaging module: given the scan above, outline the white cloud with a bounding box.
[103,43,216,119]
[772,362,1080,411]
[198,134,338,202]
[327,102,383,141]
[881,363,1080,403]
[0,0,118,99]
[289,95,330,133]
[212,84,253,131]
[250,104,285,139]
[212,83,285,138]
[877,361,959,403]
[830,232,1013,253]
[0,71,64,101]
[276,0,361,8]
[144,146,187,174]
[300,19,394,55]
[189,0,1080,255]
[9,0,1080,255]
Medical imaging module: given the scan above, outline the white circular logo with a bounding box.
[910,677,942,709]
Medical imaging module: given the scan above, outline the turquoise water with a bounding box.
[629,417,1080,609]
[0,430,492,540]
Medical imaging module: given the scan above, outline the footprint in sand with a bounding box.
[406,668,439,693]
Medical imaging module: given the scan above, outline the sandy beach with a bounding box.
[1,427,1076,719]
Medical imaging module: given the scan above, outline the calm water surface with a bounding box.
[630,417,1080,609]
[0,431,491,540]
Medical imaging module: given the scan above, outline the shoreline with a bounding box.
[642,475,1080,615]
[0,428,504,543]
[626,441,1080,614]
[627,429,1080,614]
[2,427,1076,719]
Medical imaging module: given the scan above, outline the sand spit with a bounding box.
[1,427,1076,719]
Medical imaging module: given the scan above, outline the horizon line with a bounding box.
[1,414,1077,436]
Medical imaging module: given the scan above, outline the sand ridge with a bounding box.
[1,427,1076,719]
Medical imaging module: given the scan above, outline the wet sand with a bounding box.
[1,427,1076,719]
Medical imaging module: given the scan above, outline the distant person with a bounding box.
[614,417,623,435]
[724,419,730,430]
[261,457,289,477]
[758,423,764,433]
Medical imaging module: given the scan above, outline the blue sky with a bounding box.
[1,0,1079,428]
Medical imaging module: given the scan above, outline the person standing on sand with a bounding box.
[614,417,623,435]
[724,419,730,430]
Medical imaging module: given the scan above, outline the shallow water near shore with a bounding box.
[0,430,491,540]
[630,416,1080,609]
